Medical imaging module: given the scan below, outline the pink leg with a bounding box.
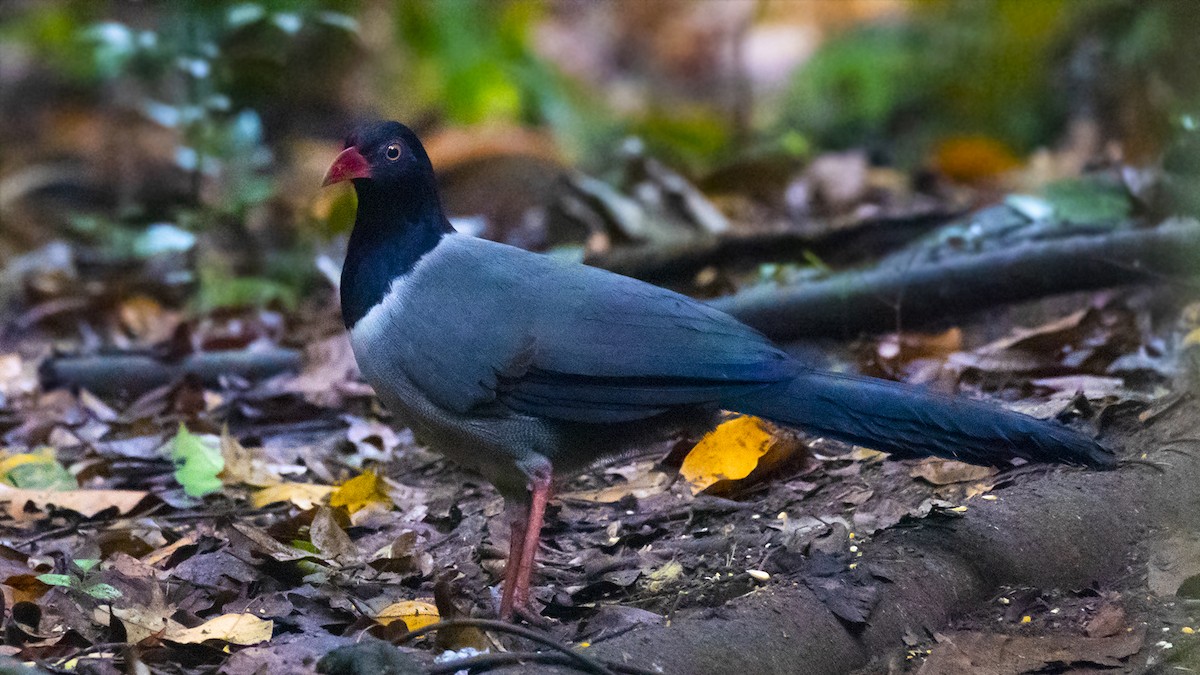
[513,479,550,610]
[498,518,526,620]
[498,472,552,621]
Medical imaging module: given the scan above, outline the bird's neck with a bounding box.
[340,180,453,328]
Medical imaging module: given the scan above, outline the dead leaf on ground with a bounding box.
[871,328,962,380]
[220,427,282,488]
[310,506,360,564]
[329,470,391,515]
[111,598,182,645]
[252,482,334,509]
[1086,603,1127,638]
[910,458,997,486]
[680,416,804,495]
[918,628,1144,675]
[374,600,439,630]
[369,531,433,577]
[558,464,671,503]
[165,613,273,646]
[140,534,198,568]
[1029,375,1127,399]
[344,417,403,461]
[0,484,148,519]
[283,333,364,405]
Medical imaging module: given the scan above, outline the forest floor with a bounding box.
[2,263,1198,675]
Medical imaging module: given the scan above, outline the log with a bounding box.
[39,346,302,398]
[583,211,956,285]
[710,218,1200,341]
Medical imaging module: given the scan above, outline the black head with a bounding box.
[322,120,435,188]
[326,121,452,329]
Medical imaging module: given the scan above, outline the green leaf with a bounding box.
[36,574,73,588]
[196,274,299,312]
[83,583,123,601]
[171,424,224,497]
[3,453,76,491]
[1041,179,1132,226]
[74,559,100,572]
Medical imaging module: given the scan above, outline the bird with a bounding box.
[323,120,1115,621]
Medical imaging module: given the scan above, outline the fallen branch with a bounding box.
[583,211,956,284]
[39,346,302,397]
[710,218,1200,341]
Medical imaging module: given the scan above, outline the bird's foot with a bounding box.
[512,603,550,627]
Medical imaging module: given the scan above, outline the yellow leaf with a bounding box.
[679,416,801,495]
[165,613,273,646]
[329,471,391,514]
[375,600,439,630]
[251,483,334,509]
[0,450,47,477]
[0,485,147,520]
[1183,327,1200,348]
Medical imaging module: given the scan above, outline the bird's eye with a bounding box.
[385,144,402,161]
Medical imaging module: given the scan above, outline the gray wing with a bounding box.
[390,236,792,423]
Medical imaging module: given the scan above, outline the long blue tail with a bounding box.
[726,369,1114,467]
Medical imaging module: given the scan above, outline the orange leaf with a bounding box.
[680,416,802,495]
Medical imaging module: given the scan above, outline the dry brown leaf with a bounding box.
[310,506,360,563]
[374,600,439,630]
[165,613,273,646]
[283,333,362,405]
[558,468,671,503]
[875,328,962,369]
[118,294,181,344]
[918,628,1143,674]
[0,484,147,519]
[5,574,51,604]
[111,598,182,644]
[141,534,198,568]
[910,459,997,486]
[228,523,313,562]
[219,427,281,488]
[1086,603,1127,638]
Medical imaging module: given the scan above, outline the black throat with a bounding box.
[340,179,452,328]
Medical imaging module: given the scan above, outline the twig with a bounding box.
[393,618,616,675]
[429,650,660,675]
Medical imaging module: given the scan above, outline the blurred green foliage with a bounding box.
[6,0,1199,314]
[780,0,1200,165]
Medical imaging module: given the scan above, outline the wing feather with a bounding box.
[392,236,791,423]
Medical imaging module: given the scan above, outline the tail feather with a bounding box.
[726,369,1114,468]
